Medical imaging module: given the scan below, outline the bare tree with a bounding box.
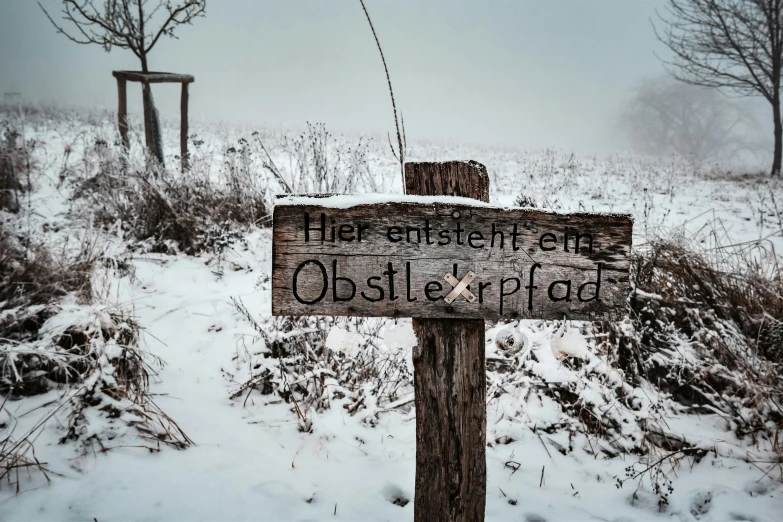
[39,0,205,73]
[619,76,763,164]
[39,1,205,165]
[655,0,783,176]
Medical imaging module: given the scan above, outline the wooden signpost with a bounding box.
[272,161,632,522]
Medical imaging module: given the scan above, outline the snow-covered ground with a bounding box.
[1,107,782,521]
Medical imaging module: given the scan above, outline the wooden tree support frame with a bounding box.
[112,70,194,172]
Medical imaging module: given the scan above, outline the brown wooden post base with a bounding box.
[405,161,488,522]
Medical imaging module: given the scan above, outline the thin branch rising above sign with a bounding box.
[272,195,633,321]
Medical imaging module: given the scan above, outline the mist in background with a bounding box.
[0,0,771,157]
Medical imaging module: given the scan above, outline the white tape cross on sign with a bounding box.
[444,271,477,303]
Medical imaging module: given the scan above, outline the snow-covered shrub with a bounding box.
[600,239,783,440]
[70,136,270,255]
[229,299,412,429]
[0,222,96,347]
[69,121,379,254]
[1,299,192,486]
[52,305,192,451]
[1,220,191,485]
[486,320,653,454]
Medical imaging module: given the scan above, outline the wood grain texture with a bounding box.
[180,82,189,172]
[142,83,153,152]
[272,201,632,321]
[116,78,129,151]
[411,316,486,522]
[407,161,487,522]
[405,161,489,201]
[112,70,195,83]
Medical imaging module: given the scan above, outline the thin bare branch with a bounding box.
[38,0,205,71]
[654,0,783,175]
[358,0,405,191]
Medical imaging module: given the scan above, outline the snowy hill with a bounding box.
[1,104,782,521]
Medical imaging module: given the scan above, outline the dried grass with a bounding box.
[71,136,269,255]
[0,222,98,343]
[0,226,191,487]
[1,304,192,488]
[0,394,66,492]
[600,236,783,440]
[229,298,411,429]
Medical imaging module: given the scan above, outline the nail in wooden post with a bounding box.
[405,161,488,522]
[180,82,189,172]
[116,77,129,151]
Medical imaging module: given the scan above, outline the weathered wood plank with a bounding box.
[272,198,632,321]
[116,77,129,151]
[405,161,489,201]
[112,70,195,83]
[142,83,153,153]
[180,82,189,172]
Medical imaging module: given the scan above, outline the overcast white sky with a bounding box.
[0,0,674,151]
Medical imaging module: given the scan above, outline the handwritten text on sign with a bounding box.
[272,196,633,320]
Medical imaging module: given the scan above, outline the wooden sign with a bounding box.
[272,195,632,321]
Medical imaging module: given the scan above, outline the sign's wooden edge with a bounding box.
[269,307,628,321]
[273,194,635,222]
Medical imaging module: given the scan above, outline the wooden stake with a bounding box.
[180,82,189,172]
[142,82,153,153]
[406,161,488,522]
[116,77,129,152]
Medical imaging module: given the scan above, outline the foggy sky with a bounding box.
[0,0,672,152]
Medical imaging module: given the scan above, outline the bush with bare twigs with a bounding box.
[71,136,270,255]
[228,298,412,431]
[600,238,783,440]
[280,122,378,194]
[0,222,96,344]
[0,221,192,487]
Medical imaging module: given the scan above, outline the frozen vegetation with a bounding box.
[1,103,782,521]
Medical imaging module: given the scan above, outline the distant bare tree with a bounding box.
[39,0,205,73]
[39,0,206,164]
[655,0,783,176]
[619,77,762,164]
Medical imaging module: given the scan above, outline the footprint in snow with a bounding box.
[689,489,712,518]
[381,483,410,507]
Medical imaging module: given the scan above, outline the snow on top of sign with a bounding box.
[275,193,634,219]
[276,193,494,208]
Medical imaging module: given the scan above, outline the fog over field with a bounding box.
[4,0,769,154]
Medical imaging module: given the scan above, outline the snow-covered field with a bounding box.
[1,105,782,521]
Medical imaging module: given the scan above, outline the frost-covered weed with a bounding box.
[0,222,97,344]
[229,299,412,430]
